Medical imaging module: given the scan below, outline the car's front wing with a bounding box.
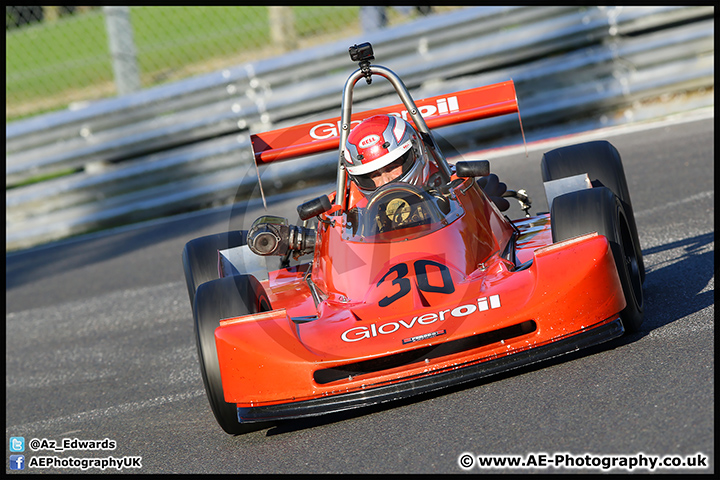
[237,317,623,423]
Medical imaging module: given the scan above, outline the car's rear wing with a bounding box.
[251,80,520,164]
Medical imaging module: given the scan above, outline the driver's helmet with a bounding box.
[343,114,430,193]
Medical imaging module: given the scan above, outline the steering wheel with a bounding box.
[364,184,432,235]
[385,197,411,223]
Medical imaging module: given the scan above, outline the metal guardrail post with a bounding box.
[268,6,298,52]
[103,7,141,96]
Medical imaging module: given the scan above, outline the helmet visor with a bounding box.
[353,146,417,191]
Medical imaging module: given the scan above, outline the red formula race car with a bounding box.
[182,43,644,434]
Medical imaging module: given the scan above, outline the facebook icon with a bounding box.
[10,454,25,470]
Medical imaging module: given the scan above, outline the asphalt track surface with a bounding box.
[6,112,714,474]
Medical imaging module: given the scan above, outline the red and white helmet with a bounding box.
[343,114,429,192]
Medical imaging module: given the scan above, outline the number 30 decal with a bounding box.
[377,260,455,307]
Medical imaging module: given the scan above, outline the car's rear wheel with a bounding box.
[551,187,644,333]
[194,274,272,434]
[541,140,644,283]
[181,230,248,309]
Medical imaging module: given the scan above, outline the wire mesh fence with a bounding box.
[6,6,713,251]
[6,6,451,121]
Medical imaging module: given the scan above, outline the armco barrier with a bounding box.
[5,6,714,250]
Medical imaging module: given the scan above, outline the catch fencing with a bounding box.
[5,6,715,250]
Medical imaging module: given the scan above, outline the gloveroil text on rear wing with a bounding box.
[250,80,522,164]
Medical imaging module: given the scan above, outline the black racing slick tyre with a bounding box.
[194,274,272,435]
[551,187,644,333]
[181,230,248,309]
[541,140,644,283]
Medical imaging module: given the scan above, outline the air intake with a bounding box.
[314,320,536,385]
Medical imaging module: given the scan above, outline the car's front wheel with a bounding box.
[194,274,272,434]
[551,187,644,333]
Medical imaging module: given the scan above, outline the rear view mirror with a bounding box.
[297,195,332,221]
[455,160,489,178]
